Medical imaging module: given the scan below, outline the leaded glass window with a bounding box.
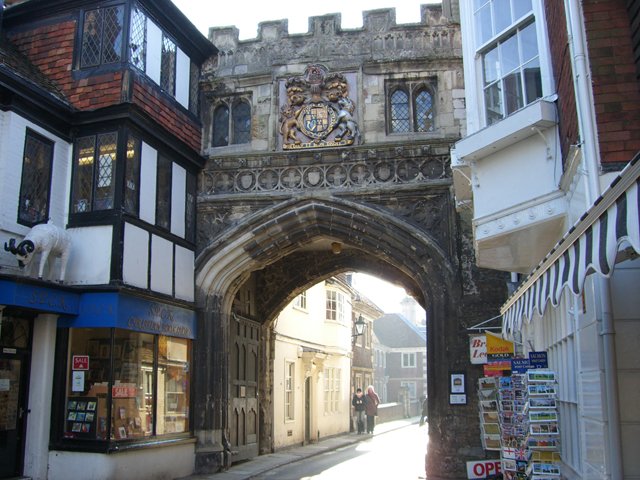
[129,5,147,71]
[388,83,436,134]
[232,101,251,144]
[390,89,410,133]
[189,62,200,115]
[160,34,176,95]
[80,6,124,68]
[156,155,172,230]
[18,130,53,227]
[212,105,229,147]
[185,172,196,243]
[71,133,117,213]
[124,135,141,215]
[414,89,434,132]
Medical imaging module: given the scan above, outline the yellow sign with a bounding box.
[485,331,514,356]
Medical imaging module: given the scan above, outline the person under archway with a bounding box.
[364,385,380,434]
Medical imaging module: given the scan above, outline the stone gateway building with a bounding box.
[193,1,508,477]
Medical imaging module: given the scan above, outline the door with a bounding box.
[0,355,29,478]
[0,314,31,479]
[229,314,260,462]
[304,376,311,444]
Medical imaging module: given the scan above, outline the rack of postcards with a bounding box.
[478,376,500,450]
[498,373,529,479]
[526,370,561,478]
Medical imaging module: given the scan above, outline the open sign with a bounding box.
[466,460,501,479]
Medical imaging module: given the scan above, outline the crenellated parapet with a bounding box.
[204,4,461,77]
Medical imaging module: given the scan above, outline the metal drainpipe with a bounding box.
[564,0,623,477]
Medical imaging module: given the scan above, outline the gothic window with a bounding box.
[80,5,124,68]
[18,130,53,227]
[390,89,410,133]
[211,99,251,147]
[160,34,177,95]
[72,132,117,213]
[156,155,172,230]
[388,83,436,134]
[212,105,229,147]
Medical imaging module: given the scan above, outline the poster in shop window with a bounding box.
[64,396,98,439]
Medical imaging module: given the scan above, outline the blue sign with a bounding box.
[511,358,531,374]
[0,279,79,314]
[529,351,548,369]
[58,293,196,339]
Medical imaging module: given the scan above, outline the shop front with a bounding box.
[0,280,198,480]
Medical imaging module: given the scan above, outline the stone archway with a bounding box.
[193,191,508,477]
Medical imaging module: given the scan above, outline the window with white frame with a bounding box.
[474,0,542,125]
[402,352,416,368]
[400,381,417,400]
[324,367,341,414]
[285,361,295,421]
[294,291,307,310]
[325,290,344,323]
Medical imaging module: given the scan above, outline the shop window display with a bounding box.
[63,328,190,443]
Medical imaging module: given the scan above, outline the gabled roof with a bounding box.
[373,313,426,348]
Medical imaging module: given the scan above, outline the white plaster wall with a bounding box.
[139,142,157,225]
[47,442,195,480]
[175,47,190,109]
[610,258,640,476]
[170,163,186,238]
[145,19,162,86]
[150,234,173,295]
[272,341,304,450]
[0,112,71,271]
[122,222,149,289]
[65,226,113,285]
[174,245,194,301]
[23,315,57,480]
[473,132,560,219]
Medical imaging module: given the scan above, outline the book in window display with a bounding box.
[64,396,98,439]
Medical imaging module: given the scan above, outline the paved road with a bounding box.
[251,423,428,479]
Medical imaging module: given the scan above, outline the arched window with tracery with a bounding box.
[387,81,437,134]
[211,98,252,147]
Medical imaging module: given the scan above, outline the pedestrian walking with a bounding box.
[419,395,428,426]
[352,388,366,434]
[364,385,380,434]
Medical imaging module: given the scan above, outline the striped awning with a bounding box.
[501,154,640,334]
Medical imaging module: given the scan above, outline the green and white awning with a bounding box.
[501,154,640,334]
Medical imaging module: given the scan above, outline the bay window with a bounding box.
[72,132,117,213]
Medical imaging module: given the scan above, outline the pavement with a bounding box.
[183,416,422,480]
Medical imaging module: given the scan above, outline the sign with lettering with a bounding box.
[72,355,89,370]
[511,358,530,374]
[466,460,502,479]
[112,385,137,398]
[529,351,548,369]
[486,332,514,361]
[469,334,487,364]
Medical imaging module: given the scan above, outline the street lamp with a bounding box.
[352,314,366,342]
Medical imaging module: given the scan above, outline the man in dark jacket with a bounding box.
[351,388,366,434]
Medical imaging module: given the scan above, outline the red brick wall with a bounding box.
[8,18,202,153]
[583,0,640,164]
[544,1,579,167]
[132,76,202,152]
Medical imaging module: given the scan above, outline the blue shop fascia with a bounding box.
[0,276,196,453]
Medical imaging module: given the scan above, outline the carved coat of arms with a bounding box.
[279,64,360,150]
